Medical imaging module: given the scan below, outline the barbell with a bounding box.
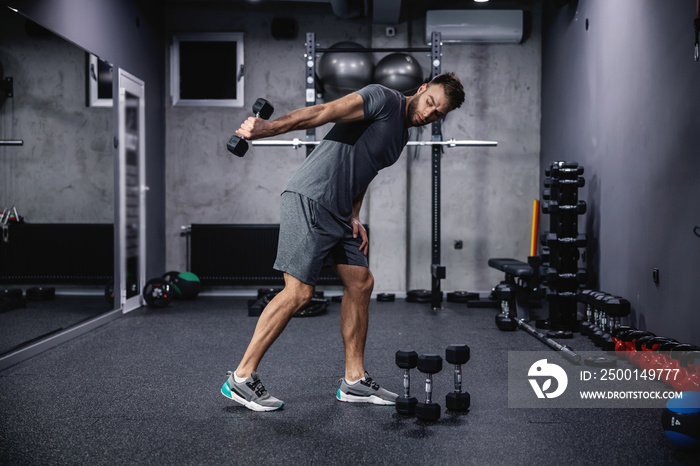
[251,138,498,149]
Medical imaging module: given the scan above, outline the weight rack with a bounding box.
[540,161,588,330]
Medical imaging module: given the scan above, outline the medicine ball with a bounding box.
[162,271,181,284]
[373,53,424,96]
[143,278,174,308]
[172,272,202,300]
[661,391,700,450]
[162,270,181,294]
[318,42,374,101]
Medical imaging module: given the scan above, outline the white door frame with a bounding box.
[118,69,147,314]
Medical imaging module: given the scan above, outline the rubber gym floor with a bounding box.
[0,295,697,465]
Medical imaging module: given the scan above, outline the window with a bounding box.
[170,32,244,107]
[87,53,113,107]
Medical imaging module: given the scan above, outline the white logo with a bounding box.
[528,359,568,399]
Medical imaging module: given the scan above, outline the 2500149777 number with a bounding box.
[599,368,679,382]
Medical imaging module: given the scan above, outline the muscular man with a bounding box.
[221,72,465,411]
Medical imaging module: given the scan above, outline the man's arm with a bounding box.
[351,189,369,255]
[236,92,364,140]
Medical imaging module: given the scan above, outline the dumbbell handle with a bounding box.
[402,369,411,398]
[500,300,511,317]
[424,374,434,404]
[453,365,463,393]
[235,109,263,143]
[236,108,266,143]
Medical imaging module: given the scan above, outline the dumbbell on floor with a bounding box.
[395,350,418,415]
[445,344,470,413]
[226,98,274,157]
[416,354,442,422]
[494,284,517,331]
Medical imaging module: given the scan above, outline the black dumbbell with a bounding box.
[578,290,606,335]
[547,176,585,187]
[543,200,586,215]
[226,98,274,157]
[395,350,418,415]
[545,162,583,177]
[445,344,470,412]
[415,354,442,422]
[494,284,517,331]
[545,232,588,247]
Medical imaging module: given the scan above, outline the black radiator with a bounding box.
[0,223,113,284]
[189,224,351,286]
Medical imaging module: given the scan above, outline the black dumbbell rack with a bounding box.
[539,161,587,331]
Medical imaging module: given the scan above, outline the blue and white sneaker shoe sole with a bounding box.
[221,380,284,412]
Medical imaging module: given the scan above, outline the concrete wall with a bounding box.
[165,3,542,294]
[0,9,112,223]
[541,0,700,344]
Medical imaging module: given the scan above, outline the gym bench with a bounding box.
[467,256,543,321]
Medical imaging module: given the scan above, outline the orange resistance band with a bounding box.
[530,199,540,257]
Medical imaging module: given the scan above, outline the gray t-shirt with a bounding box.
[284,84,409,220]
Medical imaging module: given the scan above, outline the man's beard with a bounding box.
[406,97,421,126]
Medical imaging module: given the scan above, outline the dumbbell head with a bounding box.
[446,391,470,412]
[602,296,631,318]
[396,350,418,369]
[252,98,274,119]
[417,354,442,374]
[227,135,248,157]
[496,314,517,331]
[396,396,418,415]
[445,344,470,365]
[415,401,441,421]
[493,283,514,300]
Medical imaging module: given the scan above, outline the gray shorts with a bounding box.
[273,192,368,286]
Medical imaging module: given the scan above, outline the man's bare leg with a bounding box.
[235,273,314,378]
[334,264,397,405]
[335,264,374,382]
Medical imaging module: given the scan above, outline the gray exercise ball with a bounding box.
[318,42,374,101]
[374,53,424,96]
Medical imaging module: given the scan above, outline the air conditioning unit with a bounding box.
[425,10,524,44]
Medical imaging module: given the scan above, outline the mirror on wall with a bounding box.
[0,7,115,355]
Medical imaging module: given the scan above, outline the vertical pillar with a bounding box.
[305,33,316,157]
[429,31,444,310]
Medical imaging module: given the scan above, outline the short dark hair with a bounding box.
[428,72,465,110]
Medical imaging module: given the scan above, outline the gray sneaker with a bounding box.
[336,372,398,405]
[221,371,284,412]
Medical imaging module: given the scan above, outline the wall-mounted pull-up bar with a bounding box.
[252,139,498,148]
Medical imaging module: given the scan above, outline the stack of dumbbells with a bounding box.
[578,289,631,350]
[395,344,470,422]
[540,161,588,331]
[578,288,700,391]
[616,333,700,393]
